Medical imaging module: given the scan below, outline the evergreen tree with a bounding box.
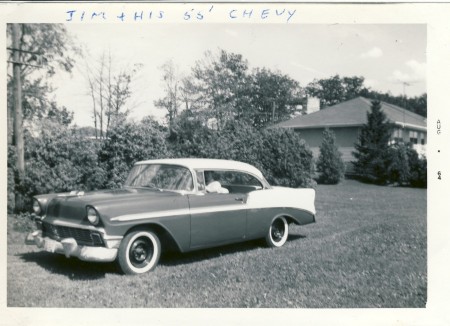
[352,100,393,184]
[317,129,345,184]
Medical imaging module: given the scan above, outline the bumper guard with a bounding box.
[25,230,118,262]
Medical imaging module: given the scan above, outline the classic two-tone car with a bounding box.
[26,159,316,274]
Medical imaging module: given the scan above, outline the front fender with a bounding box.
[95,195,192,251]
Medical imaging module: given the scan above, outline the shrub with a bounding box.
[316,129,345,184]
[202,120,265,174]
[12,120,107,210]
[10,112,316,212]
[11,212,35,233]
[387,143,411,185]
[168,117,315,188]
[259,127,315,188]
[167,112,215,158]
[386,142,427,188]
[99,117,170,188]
[410,156,427,188]
[405,146,427,188]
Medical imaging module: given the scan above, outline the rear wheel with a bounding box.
[117,229,161,275]
[265,216,288,247]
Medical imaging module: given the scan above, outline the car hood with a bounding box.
[44,188,184,223]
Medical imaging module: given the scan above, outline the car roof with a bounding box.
[135,158,264,179]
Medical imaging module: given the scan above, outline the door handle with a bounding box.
[235,197,245,202]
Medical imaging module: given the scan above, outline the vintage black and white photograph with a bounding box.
[3,2,446,324]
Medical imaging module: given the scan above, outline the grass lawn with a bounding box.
[7,179,427,308]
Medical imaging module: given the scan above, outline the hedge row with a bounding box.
[8,118,316,212]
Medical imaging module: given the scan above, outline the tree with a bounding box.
[316,129,345,184]
[178,76,198,112]
[7,24,79,136]
[360,89,427,117]
[187,49,250,129]
[352,100,394,184]
[342,76,366,100]
[154,60,182,131]
[46,103,74,126]
[306,75,365,109]
[408,93,427,117]
[7,23,79,210]
[247,68,303,128]
[6,24,78,85]
[307,75,427,117]
[83,51,142,139]
[184,49,304,129]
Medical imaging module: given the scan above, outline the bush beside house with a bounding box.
[316,129,345,184]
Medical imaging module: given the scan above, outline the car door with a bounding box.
[188,170,248,249]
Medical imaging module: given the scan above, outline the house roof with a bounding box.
[274,97,427,131]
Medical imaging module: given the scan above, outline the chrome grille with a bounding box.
[42,222,104,247]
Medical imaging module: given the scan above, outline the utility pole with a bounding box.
[8,24,47,211]
[272,101,276,123]
[402,81,410,129]
[12,24,25,209]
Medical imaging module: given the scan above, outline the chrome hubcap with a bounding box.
[271,219,285,242]
[129,238,153,267]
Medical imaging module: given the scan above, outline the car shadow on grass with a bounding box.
[159,234,306,267]
[18,252,119,280]
[17,233,306,277]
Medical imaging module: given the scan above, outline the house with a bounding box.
[273,96,427,172]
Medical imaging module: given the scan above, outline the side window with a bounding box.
[204,170,232,186]
[237,172,263,188]
[203,170,263,193]
[195,170,206,192]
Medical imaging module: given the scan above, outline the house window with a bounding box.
[419,132,426,145]
[392,129,403,143]
[409,131,418,144]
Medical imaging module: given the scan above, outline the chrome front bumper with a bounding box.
[25,230,118,262]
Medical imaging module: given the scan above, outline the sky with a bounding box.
[51,24,426,127]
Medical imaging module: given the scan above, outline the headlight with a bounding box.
[86,206,100,226]
[32,199,41,215]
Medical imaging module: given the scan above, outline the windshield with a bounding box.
[124,164,194,192]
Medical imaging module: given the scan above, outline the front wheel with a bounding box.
[265,216,289,247]
[117,229,161,275]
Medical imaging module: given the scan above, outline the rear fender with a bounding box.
[247,187,316,216]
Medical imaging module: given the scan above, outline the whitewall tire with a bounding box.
[265,216,289,248]
[118,230,161,275]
